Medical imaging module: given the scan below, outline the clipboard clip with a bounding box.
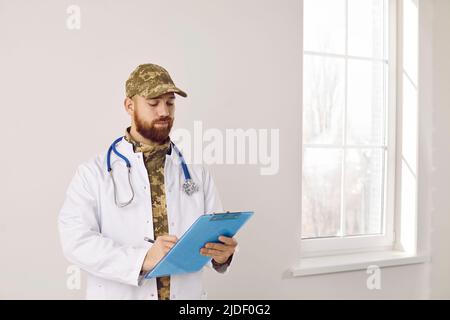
[209,212,240,221]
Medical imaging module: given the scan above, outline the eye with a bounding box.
[148,101,158,107]
[167,101,175,106]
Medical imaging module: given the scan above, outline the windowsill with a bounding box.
[291,250,430,277]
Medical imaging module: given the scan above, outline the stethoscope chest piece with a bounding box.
[183,179,199,196]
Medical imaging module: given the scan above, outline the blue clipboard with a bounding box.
[144,211,254,279]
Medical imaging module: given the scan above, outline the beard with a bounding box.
[134,113,174,144]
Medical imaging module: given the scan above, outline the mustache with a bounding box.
[152,116,173,125]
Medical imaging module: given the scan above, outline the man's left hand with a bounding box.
[200,236,238,264]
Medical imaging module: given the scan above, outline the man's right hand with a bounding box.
[141,235,178,273]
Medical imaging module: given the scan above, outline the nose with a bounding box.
[156,102,170,117]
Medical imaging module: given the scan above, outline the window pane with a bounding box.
[302,0,390,241]
[302,148,342,238]
[304,0,346,54]
[348,0,387,59]
[346,59,385,145]
[344,148,384,235]
[303,55,345,145]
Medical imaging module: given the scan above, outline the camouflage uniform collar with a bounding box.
[124,127,171,159]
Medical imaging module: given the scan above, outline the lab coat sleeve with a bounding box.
[201,165,237,274]
[58,164,152,287]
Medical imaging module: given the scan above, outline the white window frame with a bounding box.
[301,0,398,258]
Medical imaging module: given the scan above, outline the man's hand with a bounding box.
[141,235,178,273]
[200,236,238,264]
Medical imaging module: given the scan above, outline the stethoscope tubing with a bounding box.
[107,136,197,207]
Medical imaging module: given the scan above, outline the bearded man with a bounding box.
[58,64,237,300]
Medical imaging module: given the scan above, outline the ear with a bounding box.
[124,97,134,116]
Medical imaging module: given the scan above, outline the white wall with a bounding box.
[430,0,450,299]
[0,0,448,299]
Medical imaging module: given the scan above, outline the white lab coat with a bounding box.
[58,137,226,300]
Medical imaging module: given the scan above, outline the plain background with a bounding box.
[0,0,449,299]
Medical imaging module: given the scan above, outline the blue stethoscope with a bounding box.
[107,136,199,208]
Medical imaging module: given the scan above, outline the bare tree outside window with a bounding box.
[302,0,388,239]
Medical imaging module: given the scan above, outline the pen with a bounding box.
[144,237,155,243]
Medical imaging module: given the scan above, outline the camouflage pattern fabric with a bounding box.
[124,128,171,300]
[125,63,187,99]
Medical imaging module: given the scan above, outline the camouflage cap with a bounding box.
[125,63,187,99]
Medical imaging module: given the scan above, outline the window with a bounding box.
[302,0,398,255]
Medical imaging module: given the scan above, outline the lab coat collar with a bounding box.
[115,136,176,162]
